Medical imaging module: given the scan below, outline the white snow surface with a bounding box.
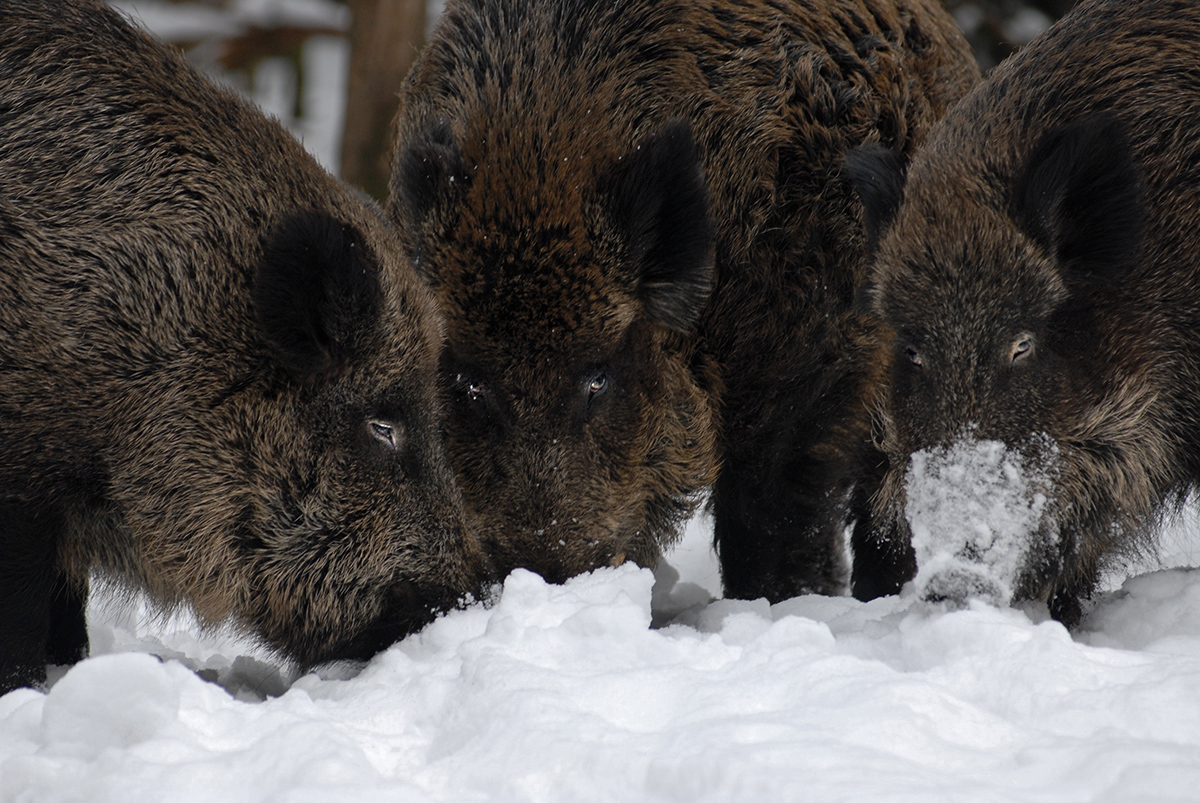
[905,435,1058,607]
[4,513,1200,802]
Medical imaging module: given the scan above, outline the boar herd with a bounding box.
[0,0,1195,693]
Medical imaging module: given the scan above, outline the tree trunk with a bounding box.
[341,0,426,201]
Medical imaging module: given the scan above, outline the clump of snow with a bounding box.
[905,434,1058,607]
[1080,568,1200,653]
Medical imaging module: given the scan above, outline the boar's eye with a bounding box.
[458,374,488,401]
[904,345,924,369]
[449,372,492,427]
[587,372,608,397]
[1011,335,1035,365]
[367,418,403,450]
[451,372,488,402]
[583,370,610,420]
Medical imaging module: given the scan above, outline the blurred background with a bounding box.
[110,0,1078,202]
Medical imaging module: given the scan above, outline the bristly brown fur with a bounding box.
[388,0,979,595]
[0,0,490,693]
[847,0,1200,623]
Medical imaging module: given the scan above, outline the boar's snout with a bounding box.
[901,431,1061,610]
[920,567,1005,609]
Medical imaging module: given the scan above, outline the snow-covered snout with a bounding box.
[904,432,1060,609]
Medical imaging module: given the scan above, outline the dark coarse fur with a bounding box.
[388,0,979,594]
[0,0,490,693]
[845,0,1200,623]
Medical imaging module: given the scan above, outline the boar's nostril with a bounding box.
[386,579,438,625]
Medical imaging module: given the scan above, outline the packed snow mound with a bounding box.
[905,434,1058,607]
[5,554,1200,802]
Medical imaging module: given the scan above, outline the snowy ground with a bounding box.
[6,4,1200,801]
[2,512,1200,802]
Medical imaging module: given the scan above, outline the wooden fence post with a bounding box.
[341,0,426,200]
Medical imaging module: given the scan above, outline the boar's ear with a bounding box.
[392,119,468,273]
[254,211,381,377]
[1013,113,1145,286]
[843,143,907,256]
[603,118,715,332]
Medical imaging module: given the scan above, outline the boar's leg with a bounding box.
[848,454,916,600]
[849,510,916,602]
[714,349,874,602]
[714,447,850,602]
[46,571,88,667]
[0,503,76,691]
[849,518,916,601]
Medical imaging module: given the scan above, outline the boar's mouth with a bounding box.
[480,511,651,585]
[310,579,482,666]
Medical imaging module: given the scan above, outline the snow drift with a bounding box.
[3,516,1200,801]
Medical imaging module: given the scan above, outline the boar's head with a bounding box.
[243,209,491,667]
[844,114,1147,611]
[390,118,718,583]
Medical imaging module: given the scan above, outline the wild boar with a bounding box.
[388,0,979,597]
[0,0,489,693]
[845,0,1200,622]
